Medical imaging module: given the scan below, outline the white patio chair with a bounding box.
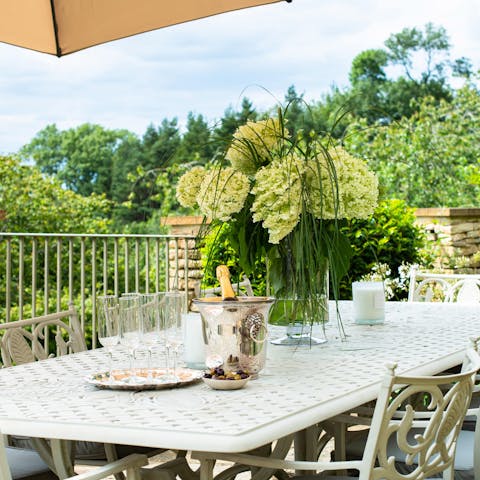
[192,346,480,480]
[408,265,480,303]
[0,447,148,480]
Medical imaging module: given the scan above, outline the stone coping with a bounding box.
[415,208,480,217]
[161,215,205,226]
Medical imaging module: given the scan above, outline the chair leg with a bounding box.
[199,459,215,480]
[0,437,13,480]
[51,438,76,479]
[105,443,126,480]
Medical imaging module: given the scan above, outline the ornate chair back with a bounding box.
[358,349,480,480]
[0,304,86,367]
[408,265,480,303]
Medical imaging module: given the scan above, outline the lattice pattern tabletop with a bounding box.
[0,301,478,453]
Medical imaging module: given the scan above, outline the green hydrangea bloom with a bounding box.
[251,154,305,244]
[176,166,207,208]
[306,147,378,219]
[226,118,287,175]
[197,167,250,222]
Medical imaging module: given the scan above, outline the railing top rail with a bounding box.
[0,232,196,240]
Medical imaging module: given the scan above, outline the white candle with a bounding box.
[352,281,385,325]
[182,312,206,369]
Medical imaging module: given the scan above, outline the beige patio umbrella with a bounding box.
[0,0,291,57]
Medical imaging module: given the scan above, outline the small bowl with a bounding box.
[202,376,250,390]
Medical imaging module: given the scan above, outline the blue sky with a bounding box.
[0,0,478,154]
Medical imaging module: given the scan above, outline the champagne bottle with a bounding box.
[216,265,238,301]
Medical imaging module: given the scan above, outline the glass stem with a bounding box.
[147,347,153,381]
[107,349,113,384]
[129,348,136,377]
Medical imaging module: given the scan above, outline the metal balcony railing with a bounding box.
[0,232,196,346]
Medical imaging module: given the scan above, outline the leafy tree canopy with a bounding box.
[344,81,480,207]
[0,155,111,233]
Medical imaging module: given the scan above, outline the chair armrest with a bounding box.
[192,450,363,473]
[64,453,148,480]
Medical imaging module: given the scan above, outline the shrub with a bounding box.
[339,199,431,299]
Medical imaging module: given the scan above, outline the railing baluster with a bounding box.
[124,238,129,294]
[155,239,160,293]
[80,238,86,331]
[114,237,119,297]
[32,238,37,317]
[145,238,150,293]
[135,238,140,293]
[184,239,189,311]
[18,238,24,319]
[5,238,11,322]
[103,238,108,295]
[91,238,97,348]
[165,239,170,291]
[56,237,62,312]
[68,239,74,304]
[44,238,49,315]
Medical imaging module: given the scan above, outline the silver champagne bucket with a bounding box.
[192,297,275,377]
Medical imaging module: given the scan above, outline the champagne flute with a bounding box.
[164,290,187,380]
[139,292,165,381]
[96,295,120,383]
[118,296,143,383]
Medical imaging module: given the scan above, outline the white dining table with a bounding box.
[0,301,479,479]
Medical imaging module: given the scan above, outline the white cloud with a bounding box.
[0,0,478,153]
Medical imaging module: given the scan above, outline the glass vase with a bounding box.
[269,269,329,346]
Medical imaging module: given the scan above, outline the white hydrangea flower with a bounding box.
[251,154,305,244]
[226,118,287,175]
[197,167,250,221]
[176,166,207,208]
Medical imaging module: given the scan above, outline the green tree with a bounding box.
[345,82,480,207]
[176,112,214,165]
[20,124,137,199]
[312,23,471,131]
[213,97,257,149]
[0,156,111,233]
[142,118,181,170]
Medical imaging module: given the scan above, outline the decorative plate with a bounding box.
[86,368,203,391]
[202,376,250,390]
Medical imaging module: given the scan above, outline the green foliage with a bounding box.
[344,82,480,207]
[20,124,137,198]
[339,199,430,299]
[199,223,267,296]
[310,23,465,131]
[0,155,112,233]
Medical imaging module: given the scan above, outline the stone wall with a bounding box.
[414,208,480,271]
[162,216,205,297]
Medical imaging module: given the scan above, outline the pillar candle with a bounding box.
[352,281,385,325]
[182,312,206,369]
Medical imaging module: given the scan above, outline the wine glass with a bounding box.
[139,292,165,381]
[96,295,120,383]
[118,295,143,383]
[163,290,187,380]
